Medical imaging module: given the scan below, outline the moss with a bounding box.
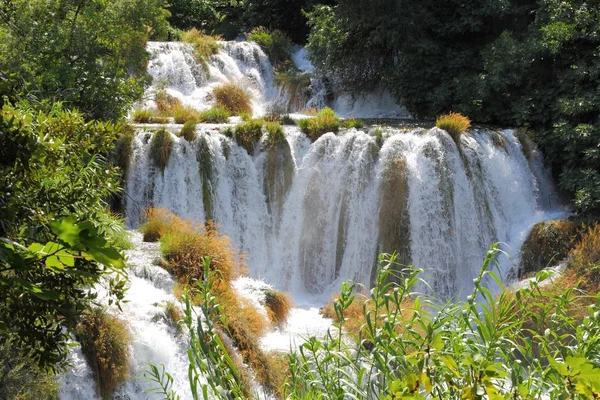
[274,70,311,111]
[297,107,341,141]
[197,136,214,221]
[435,112,471,143]
[263,135,294,217]
[519,219,580,278]
[234,119,264,154]
[374,156,411,285]
[149,128,172,172]
[213,83,252,116]
[164,301,184,334]
[490,131,507,150]
[180,121,196,141]
[75,308,130,399]
[115,125,135,179]
[515,128,534,160]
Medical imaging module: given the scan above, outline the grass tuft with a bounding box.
[155,90,183,116]
[435,112,471,142]
[164,301,184,334]
[172,105,201,124]
[234,119,264,153]
[132,109,154,123]
[139,208,177,242]
[199,106,230,123]
[149,128,173,172]
[75,308,130,399]
[213,83,252,116]
[342,117,365,129]
[264,122,286,148]
[180,120,197,141]
[570,222,600,284]
[297,107,340,141]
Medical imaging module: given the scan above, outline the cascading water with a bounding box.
[124,125,564,301]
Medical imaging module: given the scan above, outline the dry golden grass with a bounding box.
[155,90,183,116]
[139,208,177,242]
[264,289,292,327]
[172,104,201,124]
[435,112,471,142]
[75,309,130,399]
[570,222,600,284]
[214,83,252,115]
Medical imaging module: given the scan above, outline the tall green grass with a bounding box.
[148,245,600,399]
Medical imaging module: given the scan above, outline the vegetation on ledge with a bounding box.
[298,107,341,140]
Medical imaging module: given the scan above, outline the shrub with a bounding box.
[172,104,201,124]
[435,112,471,142]
[264,122,286,148]
[213,83,252,116]
[342,117,365,129]
[131,108,154,123]
[149,128,173,172]
[246,27,292,66]
[75,308,130,399]
[297,107,340,141]
[570,223,600,284]
[182,28,221,70]
[234,119,264,153]
[180,120,197,141]
[155,90,183,116]
[199,106,231,123]
[139,208,178,242]
[264,289,292,327]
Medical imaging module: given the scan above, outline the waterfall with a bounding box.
[124,126,564,301]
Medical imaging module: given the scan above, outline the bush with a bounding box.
[132,108,154,123]
[213,83,252,116]
[155,90,183,116]
[199,107,231,123]
[342,118,365,129]
[180,121,197,141]
[297,107,340,141]
[246,27,292,66]
[234,119,264,153]
[264,289,292,327]
[182,29,221,70]
[75,308,130,399]
[264,122,286,148]
[435,112,471,142]
[172,104,201,124]
[149,129,173,172]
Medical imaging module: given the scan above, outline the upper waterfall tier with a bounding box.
[124,126,564,300]
[144,41,411,118]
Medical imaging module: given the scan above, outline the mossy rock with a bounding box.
[519,219,579,278]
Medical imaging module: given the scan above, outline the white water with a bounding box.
[142,41,410,118]
[124,126,565,301]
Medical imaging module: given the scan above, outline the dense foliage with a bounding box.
[0,0,169,120]
[306,0,600,214]
[0,103,128,367]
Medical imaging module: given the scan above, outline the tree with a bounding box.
[0,102,128,367]
[0,0,169,120]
